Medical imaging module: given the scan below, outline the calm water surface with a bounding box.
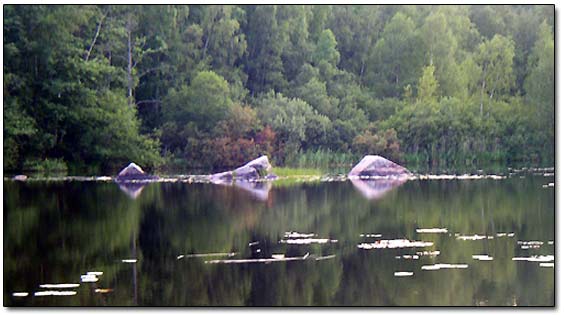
[4,172,554,306]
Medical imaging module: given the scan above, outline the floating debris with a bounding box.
[421,264,468,270]
[87,271,103,276]
[512,255,554,262]
[472,255,493,261]
[548,241,554,245]
[39,284,80,289]
[358,239,433,249]
[360,233,382,238]
[539,263,554,268]
[456,234,494,241]
[284,232,316,238]
[417,250,440,257]
[394,271,414,277]
[416,174,506,180]
[34,291,77,296]
[256,249,261,253]
[315,254,336,261]
[416,228,448,234]
[281,238,338,245]
[496,232,515,237]
[206,253,310,264]
[520,245,541,250]
[12,292,29,297]
[543,173,554,177]
[249,241,260,246]
[80,274,99,283]
[121,259,138,263]
[518,241,543,250]
[517,240,544,245]
[95,288,113,294]
[542,183,554,188]
[177,252,237,260]
[395,255,419,260]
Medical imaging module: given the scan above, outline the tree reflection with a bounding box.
[4,176,554,306]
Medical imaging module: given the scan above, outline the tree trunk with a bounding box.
[127,24,133,107]
[84,12,107,61]
[480,79,486,117]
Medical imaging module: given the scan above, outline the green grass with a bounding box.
[285,149,357,169]
[272,167,324,177]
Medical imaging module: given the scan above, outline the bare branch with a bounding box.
[84,11,108,61]
[135,99,162,106]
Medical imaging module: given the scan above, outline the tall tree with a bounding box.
[417,65,439,103]
[524,20,554,154]
[475,34,515,116]
[366,12,423,98]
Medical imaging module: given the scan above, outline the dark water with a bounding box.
[4,174,554,306]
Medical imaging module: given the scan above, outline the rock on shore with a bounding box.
[210,155,276,183]
[115,162,158,182]
[348,155,411,178]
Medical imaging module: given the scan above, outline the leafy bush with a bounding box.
[23,158,68,174]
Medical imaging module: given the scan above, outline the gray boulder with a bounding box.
[348,155,411,178]
[13,175,28,181]
[210,155,274,183]
[116,162,158,182]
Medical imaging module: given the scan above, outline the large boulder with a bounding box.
[210,155,274,183]
[348,155,411,178]
[115,162,158,182]
[240,155,272,174]
[13,175,28,181]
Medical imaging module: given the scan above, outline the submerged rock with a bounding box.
[348,155,410,178]
[210,155,275,183]
[115,162,158,182]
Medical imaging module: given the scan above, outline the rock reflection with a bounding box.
[117,182,147,199]
[349,178,406,200]
[233,181,272,201]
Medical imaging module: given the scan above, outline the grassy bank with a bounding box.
[272,167,324,177]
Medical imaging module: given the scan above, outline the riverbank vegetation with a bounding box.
[3,5,554,174]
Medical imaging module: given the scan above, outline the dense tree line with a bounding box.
[3,5,554,173]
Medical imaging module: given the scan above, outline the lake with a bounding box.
[3,169,555,306]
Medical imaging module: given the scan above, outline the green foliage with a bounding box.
[366,12,424,97]
[313,29,340,66]
[352,128,402,162]
[22,158,68,174]
[524,21,554,158]
[2,5,554,173]
[417,65,439,103]
[475,34,516,115]
[271,167,323,176]
[286,148,356,170]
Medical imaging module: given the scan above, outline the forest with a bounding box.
[3,5,555,173]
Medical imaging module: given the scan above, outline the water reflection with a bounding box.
[349,178,406,200]
[4,176,554,306]
[233,181,272,201]
[117,182,147,199]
